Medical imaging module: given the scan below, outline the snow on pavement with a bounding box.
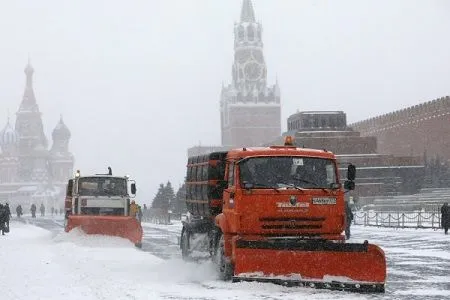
[0,221,370,300]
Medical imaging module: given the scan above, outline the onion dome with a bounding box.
[52,115,71,140]
[0,119,18,146]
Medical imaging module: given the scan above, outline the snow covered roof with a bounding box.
[33,187,61,197]
[17,186,37,192]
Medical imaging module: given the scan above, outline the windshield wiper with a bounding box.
[292,178,331,193]
[277,183,305,192]
[251,183,280,193]
[293,177,318,186]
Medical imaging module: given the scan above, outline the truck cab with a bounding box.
[65,171,136,219]
[64,169,142,247]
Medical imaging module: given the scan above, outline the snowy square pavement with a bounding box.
[0,218,449,300]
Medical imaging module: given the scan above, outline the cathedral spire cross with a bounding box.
[240,0,255,22]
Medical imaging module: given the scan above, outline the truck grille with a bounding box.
[259,217,325,230]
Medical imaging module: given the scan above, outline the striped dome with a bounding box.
[0,120,18,146]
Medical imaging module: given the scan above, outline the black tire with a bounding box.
[181,227,192,260]
[135,242,142,249]
[215,234,234,281]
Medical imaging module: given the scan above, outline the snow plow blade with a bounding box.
[232,239,386,293]
[66,215,143,246]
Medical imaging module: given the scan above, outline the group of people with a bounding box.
[0,203,11,235]
[30,203,47,218]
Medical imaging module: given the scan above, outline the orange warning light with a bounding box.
[284,136,294,146]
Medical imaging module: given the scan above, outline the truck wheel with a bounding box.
[215,234,234,281]
[181,227,192,260]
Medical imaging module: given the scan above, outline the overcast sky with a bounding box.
[1,0,449,202]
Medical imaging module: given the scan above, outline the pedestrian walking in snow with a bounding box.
[143,204,148,221]
[4,203,11,230]
[16,205,23,218]
[0,204,8,235]
[40,203,45,217]
[31,204,37,218]
[441,202,449,235]
[345,201,354,239]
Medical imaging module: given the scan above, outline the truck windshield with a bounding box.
[238,156,337,189]
[78,177,128,196]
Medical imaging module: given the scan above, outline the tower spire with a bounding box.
[24,57,34,89]
[240,0,255,22]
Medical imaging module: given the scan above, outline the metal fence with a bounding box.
[354,211,443,229]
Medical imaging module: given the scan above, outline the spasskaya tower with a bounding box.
[220,0,281,147]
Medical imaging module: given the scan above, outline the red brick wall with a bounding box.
[351,96,450,160]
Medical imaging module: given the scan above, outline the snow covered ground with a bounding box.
[0,217,449,300]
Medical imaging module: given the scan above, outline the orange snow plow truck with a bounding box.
[64,168,143,247]
[181,137,386,293]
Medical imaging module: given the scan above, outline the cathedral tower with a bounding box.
[15,61,49,181]
[0,118,19,182]
[220,0,281,147]
[49,116,74,183]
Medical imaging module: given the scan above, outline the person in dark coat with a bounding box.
[40,203,45,217]
[31,204,37,218]
[0,204,7,235]
[441,202,449,235]
[345,201,354,239]
[4,203,11,229]
[16,205,23,218]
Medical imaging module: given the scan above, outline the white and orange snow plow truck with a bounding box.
[181,137,386,293]
[64,168,143,247]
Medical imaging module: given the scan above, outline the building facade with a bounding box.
[0,62,74,212]
[220,0,281,147]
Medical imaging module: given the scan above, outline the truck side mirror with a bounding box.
[218,180,228,189]
[344,180,355,190]
[347,164,356,181]
[131,183,137,195]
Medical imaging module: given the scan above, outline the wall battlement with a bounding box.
[351,96,450,134]
[350,96,450,160]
